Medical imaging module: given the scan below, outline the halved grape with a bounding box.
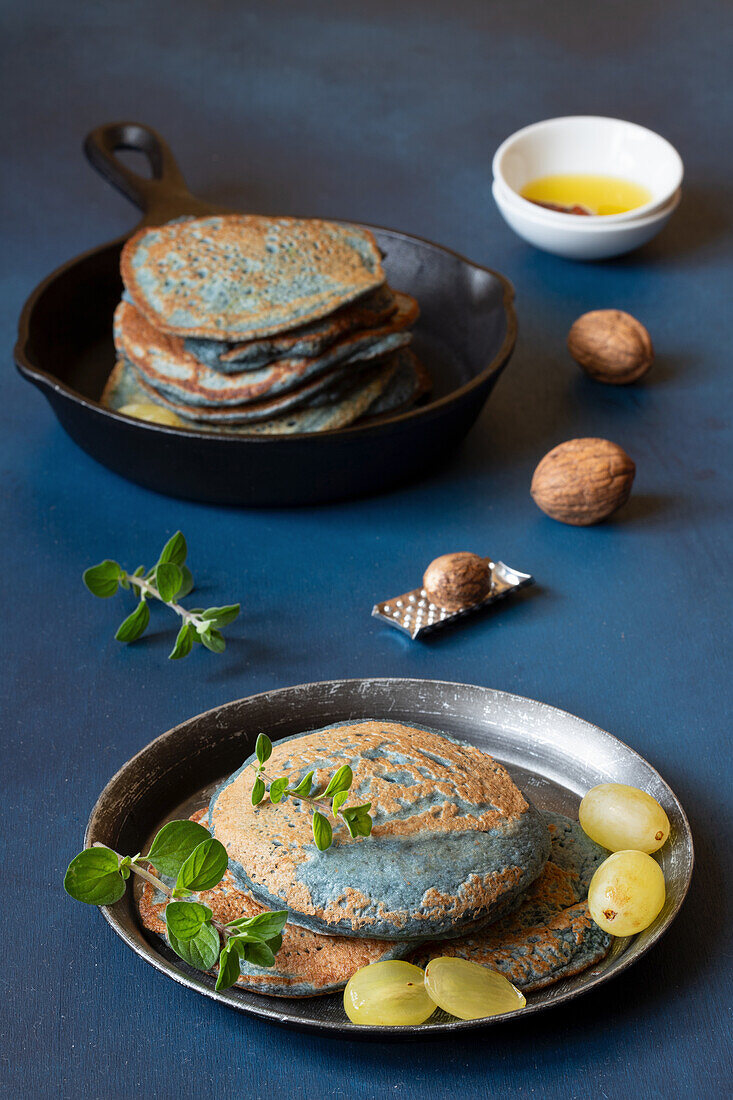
[588,850,665,936]
[343,961,436,1026]
[579,783,670,853]
[424,957,526,1020]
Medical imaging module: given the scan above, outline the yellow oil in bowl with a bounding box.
[520,174,652,216]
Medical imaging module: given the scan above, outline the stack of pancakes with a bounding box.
[102,215,430,434]
[139,720,612,999]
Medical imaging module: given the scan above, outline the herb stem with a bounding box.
[127,574,208,634]
[254,766,336,814]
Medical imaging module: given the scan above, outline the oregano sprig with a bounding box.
[250,733,373,850]
[83,531,240,659]
[63,819,287,991]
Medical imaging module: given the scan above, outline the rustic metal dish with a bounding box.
[14,122,517,506]
[85,678,693,1038]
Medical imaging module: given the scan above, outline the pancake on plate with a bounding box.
[121,215,385,340]
[113,293,416,408]
[208,720,551,940]
[413,811,612,992]
[185,285,399,371]
[137,813,410,997]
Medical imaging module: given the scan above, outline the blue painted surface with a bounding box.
[2,1,731,1096]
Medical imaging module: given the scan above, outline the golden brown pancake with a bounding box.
[121,215,385,340]
[209,721,551,939]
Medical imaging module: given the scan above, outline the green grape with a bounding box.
[424,957,526,1020]
[343,961,436,1026]
[588,850,665,936]
[579,783,670,853]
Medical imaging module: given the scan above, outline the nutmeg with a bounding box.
[531,438,635,526]
[568,309,653,384]
[423,552,491,611]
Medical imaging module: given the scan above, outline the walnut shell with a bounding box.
[423,552,491,611]
[568,310,653,384]
[531,438,635,526]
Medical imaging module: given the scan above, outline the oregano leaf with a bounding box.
[269,777,289,804]
[167,922,219,971]
[114,599,150,643]
[155,562,183,603]
[63,847,126,905]
[158,531,187,567]
[240,940,276,968]
[164,900,213,941]
[224,910,288,940]
[312,812,332,851]
[324,764,353,797]
[146,819,211,877]
[215,941,241,991]
[252,777,266,806]
[332,790,349,815]
[83,560,122,599]
[200,628,225,654]
[177,565,195,599]
[175,838,228,894]
[290,771,314,798]
[169,621,195,661]
[201,604,240,628]
[255,733,272,765]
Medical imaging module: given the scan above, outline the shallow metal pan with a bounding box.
[15,122,517,506]
[84,678,693,1038]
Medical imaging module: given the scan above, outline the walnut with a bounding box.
[530,438,635,525]
[423,552,491,611]
[568,309,653,384]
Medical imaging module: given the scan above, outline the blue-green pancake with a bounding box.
[185,286,399,372]
[414,812,612,991]
[103,355,399,434]
[113,295,414,408]
[121,215,385,340]
[208,720,551,940]
[138,812,410,998]
[359,348,432,418]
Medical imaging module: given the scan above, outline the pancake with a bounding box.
[185,286,399,372]
[101,358,149,412]
[105,355,399,434]
[137,812,410,998]
[113,294,415,408]
[208,720,551,940]
[121,215,385,340]
[413,812,612,992]
[359,348,432,419]
[305,347,425,411]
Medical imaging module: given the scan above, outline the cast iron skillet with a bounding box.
[15,122,517,506]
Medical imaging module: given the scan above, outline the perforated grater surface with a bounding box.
[372,559,534,640]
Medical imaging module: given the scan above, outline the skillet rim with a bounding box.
[14,222,517,444]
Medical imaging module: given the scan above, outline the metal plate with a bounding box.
[372,559,533,639]
[85,678,693,1038]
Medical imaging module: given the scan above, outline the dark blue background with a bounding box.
[2,1,731,1096]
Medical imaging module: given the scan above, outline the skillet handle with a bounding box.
[84,122,216,224]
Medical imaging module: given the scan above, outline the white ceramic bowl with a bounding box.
[492,178,681,260]
[493,116,683,223]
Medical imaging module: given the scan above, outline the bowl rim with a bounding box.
[14,222,518,445]
[492,177,681,232]
[492,115,684,224]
